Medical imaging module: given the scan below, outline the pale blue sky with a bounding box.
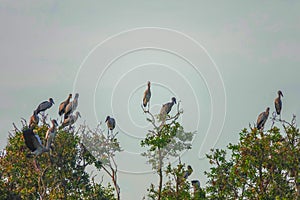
[1,1,300,199]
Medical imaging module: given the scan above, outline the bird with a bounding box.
[143,81,151,109]
[64,93,79,119]
[61,111,81,129]
[274,90,283,118]
[159,97,177,121]
[59,94,72,116]
[191,180,201,188]
[45,119,59,149]
[22,128,49,157]
[105,116,116,135]
[183,165,193,179]
[29,110,39,128]
[35,98,55,114]
[257,107,270,130]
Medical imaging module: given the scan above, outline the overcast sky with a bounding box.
[1,1,300,199]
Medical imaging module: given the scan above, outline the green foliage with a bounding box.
[205,122,300,199]
[141,121,194,171]
[0,123,115,200]
[161,163,192,200]
[141,102,194,200]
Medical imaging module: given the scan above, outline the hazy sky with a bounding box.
[1,1,300,199]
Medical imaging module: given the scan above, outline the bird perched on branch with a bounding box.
[64,93,79,119]
[105,116,116,136]
[183,165,193,179]
[143,81,151,110]
[59,94,72,116]
[159,97,177,121]
[61,111,81,129]
[29,110,39,128]
[274,90,283,119]
[191,180,200,188]
[35,98,55,114]
[45,119,59,149]
[23,128,49,157]
[257,107,270,130]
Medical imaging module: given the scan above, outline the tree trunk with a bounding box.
[295,170,300,198]
[158,148,163,200]
[176,177,179,200]
[112,169,120,200]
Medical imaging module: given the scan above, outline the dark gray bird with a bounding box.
[45,119,59,149]
[64,93,79,119]
[143,81,151,109]
[59,94,72,116]
[35,98,55,114]
[183,165,193,179]
[159,97,177,121]
[191,180,201,188]
[105,116,116,135]
[61,111,81,128]
[274,90,283,117]
[23,128,49,157]
[257,107,270,130]
[29,110,39,128]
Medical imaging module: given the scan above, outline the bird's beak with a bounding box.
[79,113,81,118]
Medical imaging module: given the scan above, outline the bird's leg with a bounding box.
[260,129,264,138]
[41,112,48,125]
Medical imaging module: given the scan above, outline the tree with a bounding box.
[205,115,300,199]
[0,121,115,200]
[80,123,122,200]
[141,101,194,200]
[160,162,192,200]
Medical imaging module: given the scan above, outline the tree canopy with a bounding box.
[0,122,115,200]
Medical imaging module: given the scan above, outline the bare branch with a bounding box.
[12,123,20,132]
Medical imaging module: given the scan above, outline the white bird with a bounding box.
[274,90,283,118]
[143,81,151,110]
[29,110,39,128]
[23,128,49,157]
[64,93,79,119]
[105,116,116,136]
[35,98,55,114]
[159,97,177,121]
[45,119,59,149]
[257,107,270,130]
[61,111,81,128]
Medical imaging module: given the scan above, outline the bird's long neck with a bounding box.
[73,97,78,104]
[171,101,175,106]
[266,110,269,116]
